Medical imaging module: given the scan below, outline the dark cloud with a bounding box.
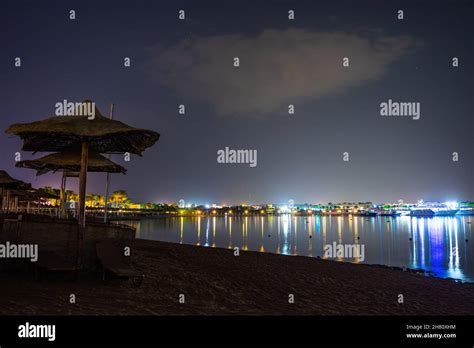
[148,29,418,117]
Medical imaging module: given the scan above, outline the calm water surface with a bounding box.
[122,215,474,282]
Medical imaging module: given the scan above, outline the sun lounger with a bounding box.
[35,250,79,280]
[96,240,144,286]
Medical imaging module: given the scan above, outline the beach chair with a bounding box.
[96,240,144,286]
[35,250,79,280]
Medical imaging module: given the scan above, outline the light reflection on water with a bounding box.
[123,215,474,282]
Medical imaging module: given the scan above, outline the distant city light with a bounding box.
[444,201,459,209]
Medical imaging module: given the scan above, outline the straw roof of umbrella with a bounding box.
[16,151,127,176]
[5,101,160,155]
[0,170,32,189]
[9,188,59,200]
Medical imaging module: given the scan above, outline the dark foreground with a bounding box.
[1,239,473,315]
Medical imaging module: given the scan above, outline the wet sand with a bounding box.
[0,239,473,315]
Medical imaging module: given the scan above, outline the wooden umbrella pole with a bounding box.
[60,173,68,219]
[6,190,10,214]
[77,141,89,268]
[78,141,89,227]
[104,103,114,223]
[59,173,65,218]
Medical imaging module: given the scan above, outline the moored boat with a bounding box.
[359,210,378,217]
[377,210,401,216]
[410,202,459,217]
[410,209,435,217]
[456,208,474,215]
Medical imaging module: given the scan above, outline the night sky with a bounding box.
[0,0,472,205]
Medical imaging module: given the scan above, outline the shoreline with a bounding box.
[152,240,474,285]
[108,212,474,219]
[151,239,474,285]
[0,238,473,315]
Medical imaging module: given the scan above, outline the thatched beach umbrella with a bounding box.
[16,151,127,176]
[17,188,60,200]
[6,100,159,228]
[6,187,61,214]
[0,170,31,212]
[7,187,59,200]
[8,188,60,213]
[16,151,127,218]
[0,170,31,189]
[6,102,159,154]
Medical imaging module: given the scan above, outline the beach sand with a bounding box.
[0,238,473,315]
